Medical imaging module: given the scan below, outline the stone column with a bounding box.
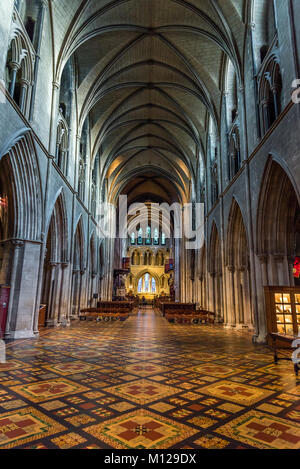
[225,265,236,327]
[49,81,60,156]
[5,241,24,339]
[46,262,58,327]
[258,254,268,286]
[58,262,69,324]
[19,78,29,114]
[8,62,19,98]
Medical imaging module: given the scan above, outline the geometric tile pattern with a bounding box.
[216,410,300,449]
[0,309,299,449]
[84,410,198,449]
[0,407,65,448]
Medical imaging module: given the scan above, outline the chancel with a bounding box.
[0,0,300,451]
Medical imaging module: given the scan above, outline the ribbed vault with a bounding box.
[52,0,248,204]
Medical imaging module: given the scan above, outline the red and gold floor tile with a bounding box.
[84,409,198,449]
[104,380,180,405]
[0,407,65,449]
[10,378,89,403]
[216,410,300,449]
[1,309,299,449]
[200,380,274,406]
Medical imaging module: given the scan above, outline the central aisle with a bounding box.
[0,309,299,449]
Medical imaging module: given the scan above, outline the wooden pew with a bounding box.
[163,303,215,324]
[80,301,134,322]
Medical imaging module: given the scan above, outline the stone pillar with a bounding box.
[5,241,24,339]
[6,240,41,339]
[225,265,236,327]
[46,262,58,327]
[19,78,29,114]
[49,81,60,156]
[58,262,69,324]
[8,62,19,97]
[258,254,268,286]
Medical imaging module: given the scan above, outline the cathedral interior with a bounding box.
[0,0,300,451]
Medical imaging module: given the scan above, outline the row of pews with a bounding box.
[157,301,215,324]
[80,301,135,322]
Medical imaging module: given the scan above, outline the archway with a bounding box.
[257,159,300,286]
[0,132,42,338]
[40,192,68,327]
[71,219,85,317]
[226,199,253,328]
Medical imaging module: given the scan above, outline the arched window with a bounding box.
[56,112,68,173]
[161,232,166,245]
[259,57,282,135]
[228,126,241,180]
[145,226,151,245]
[5,28,34,116]
[78,121,88,201]
[138,274,157,293]
[137,228,143,245]
[131,232,135,245]
[154,228,159,245]
[144,273,150,292]
[209,117,219,206]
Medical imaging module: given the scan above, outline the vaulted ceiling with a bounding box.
[52,0,248,204]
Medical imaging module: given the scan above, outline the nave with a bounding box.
[0,309,299,450]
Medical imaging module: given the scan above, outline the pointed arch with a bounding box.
[0,131,42,241]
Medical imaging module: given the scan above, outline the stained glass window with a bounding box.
[145,226,151,245]
[144,273,150,292]
[137,228,143,245]
[151,277,156,293]
[154,228,159,245]
[138,277,143,293]
[161,232,166,245]
[131,232,135,245]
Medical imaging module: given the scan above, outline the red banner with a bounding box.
[293,257,300,278]
[0,286,10,339]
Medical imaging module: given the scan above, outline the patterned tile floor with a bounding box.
[0,309,300,449]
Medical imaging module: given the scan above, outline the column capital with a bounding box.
[11,240,24,249]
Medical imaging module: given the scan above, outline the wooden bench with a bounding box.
[80,301,134,322]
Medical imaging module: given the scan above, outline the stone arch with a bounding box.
[0,131,42,242]
[0,131,42,338]
[225,199,253,328]
[256,158,300,286]
[5,15,35,115]
[136,269,160,294]
[71,217,85,317]
[258,55,282,135]
[40,191,69,327]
